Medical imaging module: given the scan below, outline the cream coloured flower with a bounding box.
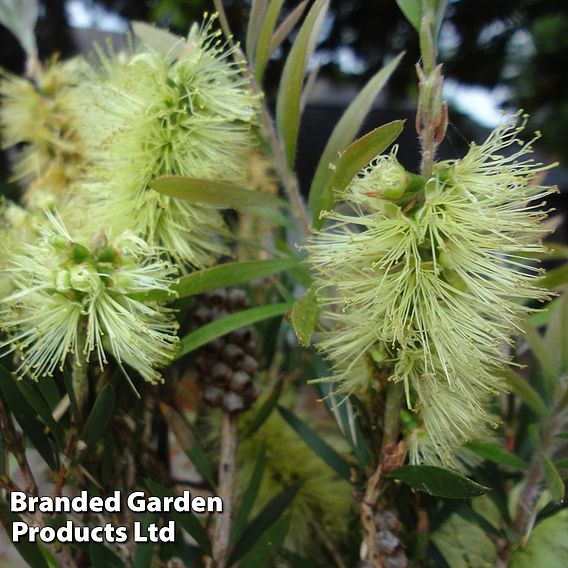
[0,213,179,384]
[306,114,556,465]
[73,15,259,267]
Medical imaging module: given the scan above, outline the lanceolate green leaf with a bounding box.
[539,263,568,290]
[395,0,422,31]
[308,52,404,215]
[254,0,285,82]
[16,381,64,446]
[130,258,299,302]
[144,479,211,555]
[276,0,329,167]
[79,384,116,451]
[523,319,557,396]
[161,404,216,489]
[290,285,319,346]
[509,509,568,568]
[499,368,547,417]
[389,465,489,498]
[314,120,405,227]
[231,445,267,543]
[541,454,565,503]
[150,176,287,209]
[278,405,352,482]
[0,0,38,55]
[228,482,300,565]
[242,379,284,438]
[464,440,526,471]
[268,1,309,56]
[246,0,269,59]
[0,365,56,470]
[131,21,183,58]
[176,302,293,359]
[545,290,568,375]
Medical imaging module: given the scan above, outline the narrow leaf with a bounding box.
[16,381,64,447]
[395,0,422,31]
[389,465,489,498]
[500,368,547,417]
[240,514,290,568]
[465,440,526,471]
[145,479,212,554]
[133,514,157,568]
[314,120,405,227]
[276,0,329,167]
[243,379,283,438]
[79,384,116,450]
[131,21,183,58]
[546,290,568,376]
[268,0,309,55]
[541,454,565,503]
[254,0,285,82]
[161,404,215,488]
[290,285,319,346]
[0,365,56,470]
[523,319,557,396]
[539,263,568,290]
[278,405,352,482]
[228,482,300,565]
[231,445,267,543]
[531,298,559,327]
[308,52,404,215]
[176,302,292,359]
[151,176,287,209]
[131,258,299,302]
[246,0,268,59]
[0,0,38,54]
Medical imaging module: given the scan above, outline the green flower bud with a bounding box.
[69,263,101,294]
[71,243,91,263]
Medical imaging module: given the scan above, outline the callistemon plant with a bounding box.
[0,213,179,384]
[307,115,556,465]
[0,57,87,211]
[73,14,260,268]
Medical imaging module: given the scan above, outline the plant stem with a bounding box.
[416,11,447,178]
[211,412,239,568]
[513,413,562,540]
[360,381,404,567]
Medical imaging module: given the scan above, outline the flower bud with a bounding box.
[69,263,101,294]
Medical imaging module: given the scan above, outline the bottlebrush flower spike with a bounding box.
[306,114,557,465]
[0,57,87,210]
[73,14,259,268]
[0,213,179,384]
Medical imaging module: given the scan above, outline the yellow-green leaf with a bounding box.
[308,53,404,217]
[389,465,489,498]
[254,0,285,82]
[246,0,269,59]
[130,258,299,302]
[268,1,309,56]
[314,120,405,228]
[131,21,184,58]
[541,454,565,503]
[176,302,292,359]
[151,175,287,209]
[290,285,319,346]
[276,0,329,167]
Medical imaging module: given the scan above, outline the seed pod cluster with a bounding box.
[193,287,259,413]
[360,509,408,568]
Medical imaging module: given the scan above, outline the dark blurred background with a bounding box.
[1,0,568,236]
